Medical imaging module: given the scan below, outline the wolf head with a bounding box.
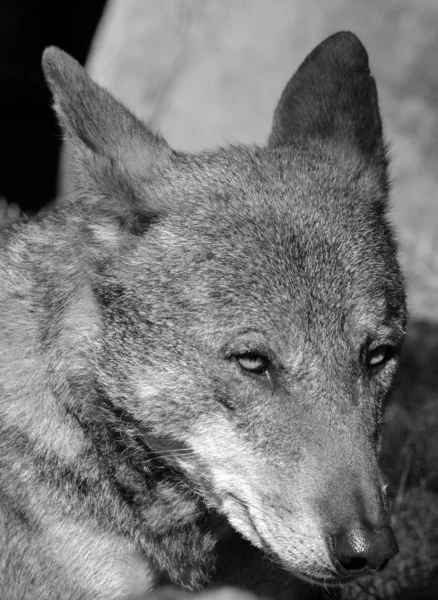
[43,31,406,585]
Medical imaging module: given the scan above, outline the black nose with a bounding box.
[331,525,398,575]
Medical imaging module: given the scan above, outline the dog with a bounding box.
[0,31,406,599]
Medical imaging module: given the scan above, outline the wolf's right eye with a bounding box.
[367,344,396,369]
[236,353,269,375]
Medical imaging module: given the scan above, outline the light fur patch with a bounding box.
[89,222,122,248]
[187,418,334,579]
[0,285,103,463]
[42,516,154,600]
[0,347,85,463]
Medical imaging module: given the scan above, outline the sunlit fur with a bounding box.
[0,32,406,599]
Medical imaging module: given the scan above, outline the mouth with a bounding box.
[222,493,362,588]
[221,492,266,548]
[295,570,361,586]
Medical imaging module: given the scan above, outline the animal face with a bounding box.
[92,144,404,584]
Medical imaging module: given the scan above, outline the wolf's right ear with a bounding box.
[268,32,387,173]
[42,47,172,229]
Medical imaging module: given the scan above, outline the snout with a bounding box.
[328,524,398,577]
[313,441,398,578]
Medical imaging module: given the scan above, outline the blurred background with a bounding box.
[0,1,437,597]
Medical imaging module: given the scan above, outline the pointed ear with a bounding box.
[42,47,172,233]
[268,32,387,168]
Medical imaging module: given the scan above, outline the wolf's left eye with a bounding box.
[236,353,269,375]
[367,345,394,368]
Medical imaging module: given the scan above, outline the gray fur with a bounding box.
[0,32,406,599]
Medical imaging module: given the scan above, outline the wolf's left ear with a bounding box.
[42,47,170,164]
[269,32,387,169]
[42,47,172,232]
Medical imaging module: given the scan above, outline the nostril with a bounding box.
[338,555,368,572]
[378,558,389,572]
[331,525,398,575]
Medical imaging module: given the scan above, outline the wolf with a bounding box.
[0,31,406,600]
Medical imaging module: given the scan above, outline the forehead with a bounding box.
[172,143,386,251]
[158,146,403,335]
[171,145,391,280]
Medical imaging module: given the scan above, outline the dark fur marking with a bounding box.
[65,382,221,587]
[128,211,161,236]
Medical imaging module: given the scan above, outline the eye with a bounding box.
[367,345,394,368]
[236,353,269,375]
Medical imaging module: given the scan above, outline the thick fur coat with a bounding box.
[0,32,406,599]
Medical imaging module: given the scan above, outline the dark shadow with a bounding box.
[0,0,107,212]
[382,318,438,495]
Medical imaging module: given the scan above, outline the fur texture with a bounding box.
[0,32,406,599]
